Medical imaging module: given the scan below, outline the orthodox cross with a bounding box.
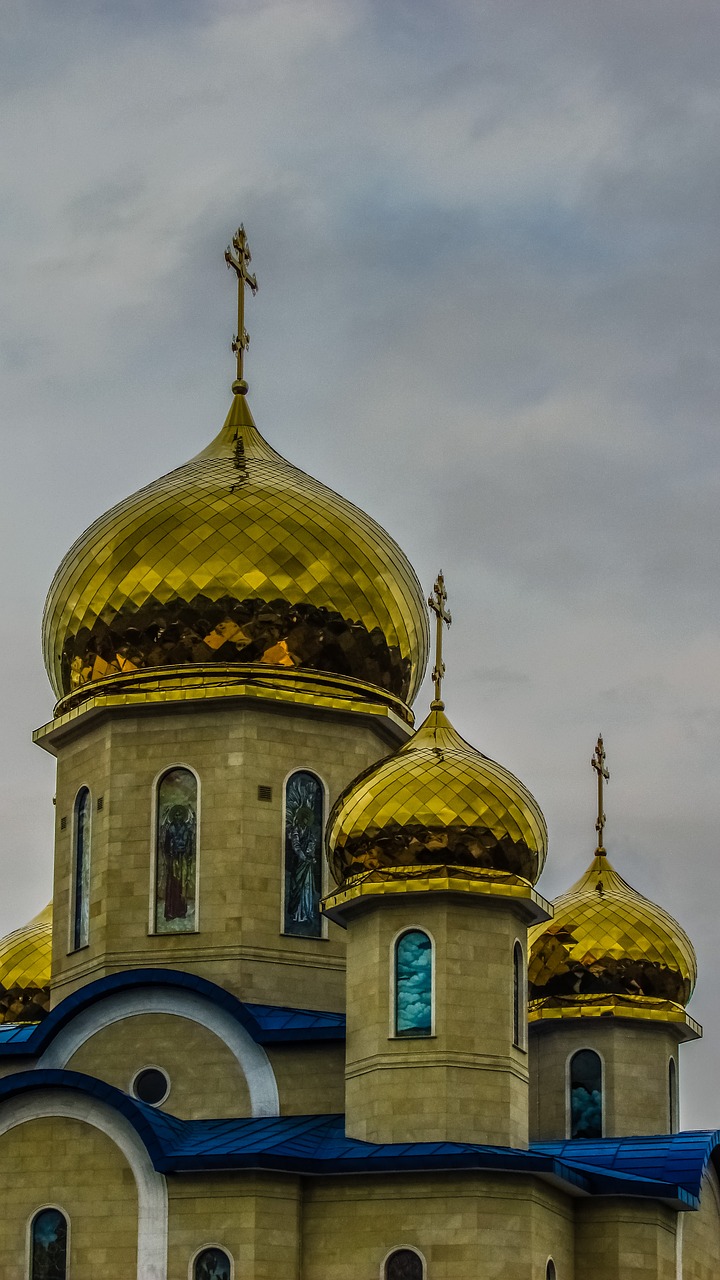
[428,571,452,710]
[591,734,610,855]
[225,225,258,391]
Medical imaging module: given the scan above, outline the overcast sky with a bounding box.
[2,0,720,1126]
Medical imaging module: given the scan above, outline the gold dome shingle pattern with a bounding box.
[0,904,52,1024]
[528,853,697,1013]
[327,708,547,887]
[42,396,429,705]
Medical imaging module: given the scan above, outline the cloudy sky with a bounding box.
[2,0,720,1125]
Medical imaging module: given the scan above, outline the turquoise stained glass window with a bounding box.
[30,1207,67,1280]
[193,1247,232,1280]
[394,930,432,1037]
[570,1049,602,1139]
[73,787,91,950]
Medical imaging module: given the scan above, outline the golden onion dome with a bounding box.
[0,904,52,1024]
[528,852,697,1016]
[42,394,429,705]
[326,706,548,888]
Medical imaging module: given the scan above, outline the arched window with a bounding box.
[546,1262,557,1280]
[394,930,432,1037]
[72,787,91,950]
[154,768,198,934]
[193,1246,232,1280]
[385,1248,424,1280]
[30,1207,68,1280]
[513,940,524,1048]
[569,1048,603,1139]
[283,770,324,938]
[669,1057,678,1133]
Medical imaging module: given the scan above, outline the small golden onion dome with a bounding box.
[42,395,429,705]
[528,853,697,1014]
[0,904,52,1024]
[326,707,548,887]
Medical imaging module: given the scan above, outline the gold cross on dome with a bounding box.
[225,225,258,392]
[591,734,610,854]
[428,571,452,710]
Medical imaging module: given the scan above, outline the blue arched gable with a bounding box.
[0,969,346,1059]
[0,1069,176,1169]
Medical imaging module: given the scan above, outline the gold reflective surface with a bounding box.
[326,707,548,887]
[528,853,697,1015]
[43,394,429,705]
[0,904,52,1024]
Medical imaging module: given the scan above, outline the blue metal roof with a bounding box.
[0,969,345,1057]
[0,1070,710,1208]
[534,1132,720,1203]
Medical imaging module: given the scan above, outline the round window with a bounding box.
[131,1067,170,1106]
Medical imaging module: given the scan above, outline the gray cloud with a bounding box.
[1,0,720,1124]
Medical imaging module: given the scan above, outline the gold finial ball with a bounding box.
[528,854,697,1009]
[326,707,547,887]
[232,379,249,395]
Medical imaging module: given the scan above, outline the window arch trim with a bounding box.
[189,1243,235,1280]
[380,1244,427,1280]
[27,1204,69,1280]
[150,763,201,936]
[70,785,92,954]
[566,1046,605,1139]
[390,927,436,1039]
[281,767,328,940]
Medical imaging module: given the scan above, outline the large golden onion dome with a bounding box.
[0,904,52,1024]
[326,705,548,890]
[529,857,697,1023]
[42,392,429,706]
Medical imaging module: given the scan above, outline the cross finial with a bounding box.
[428,571,452,710]
[591,734,610,855]
[225,225,258,395]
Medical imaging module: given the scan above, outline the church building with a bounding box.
[0,228,718,1279]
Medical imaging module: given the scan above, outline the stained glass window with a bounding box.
[385,1248,423,1280]
[154,768,197,934]
[193,1246,232,1280]
[569,1048,602,1139]
[73,787,91,950]
[394,930,432,1037]
[513,941,524,1048]
[30,1207,67,1280]
[669,1057,678,1133]
[283,771,324,938]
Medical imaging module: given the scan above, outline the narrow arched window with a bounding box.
[513,940,524,1048]
[72,787,91,950]
[546,1262,557,1280]
[669,1057,678,1133]
[394,931,432,1037]
[569,1049,603,1139]
[154,768,198,934]
[283,770,324,938]
[385,1248,424,1280]
[193,1247,232,1280]
[30,1207,68,1280]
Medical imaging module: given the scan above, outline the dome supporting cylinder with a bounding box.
[341,893,540,1148]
